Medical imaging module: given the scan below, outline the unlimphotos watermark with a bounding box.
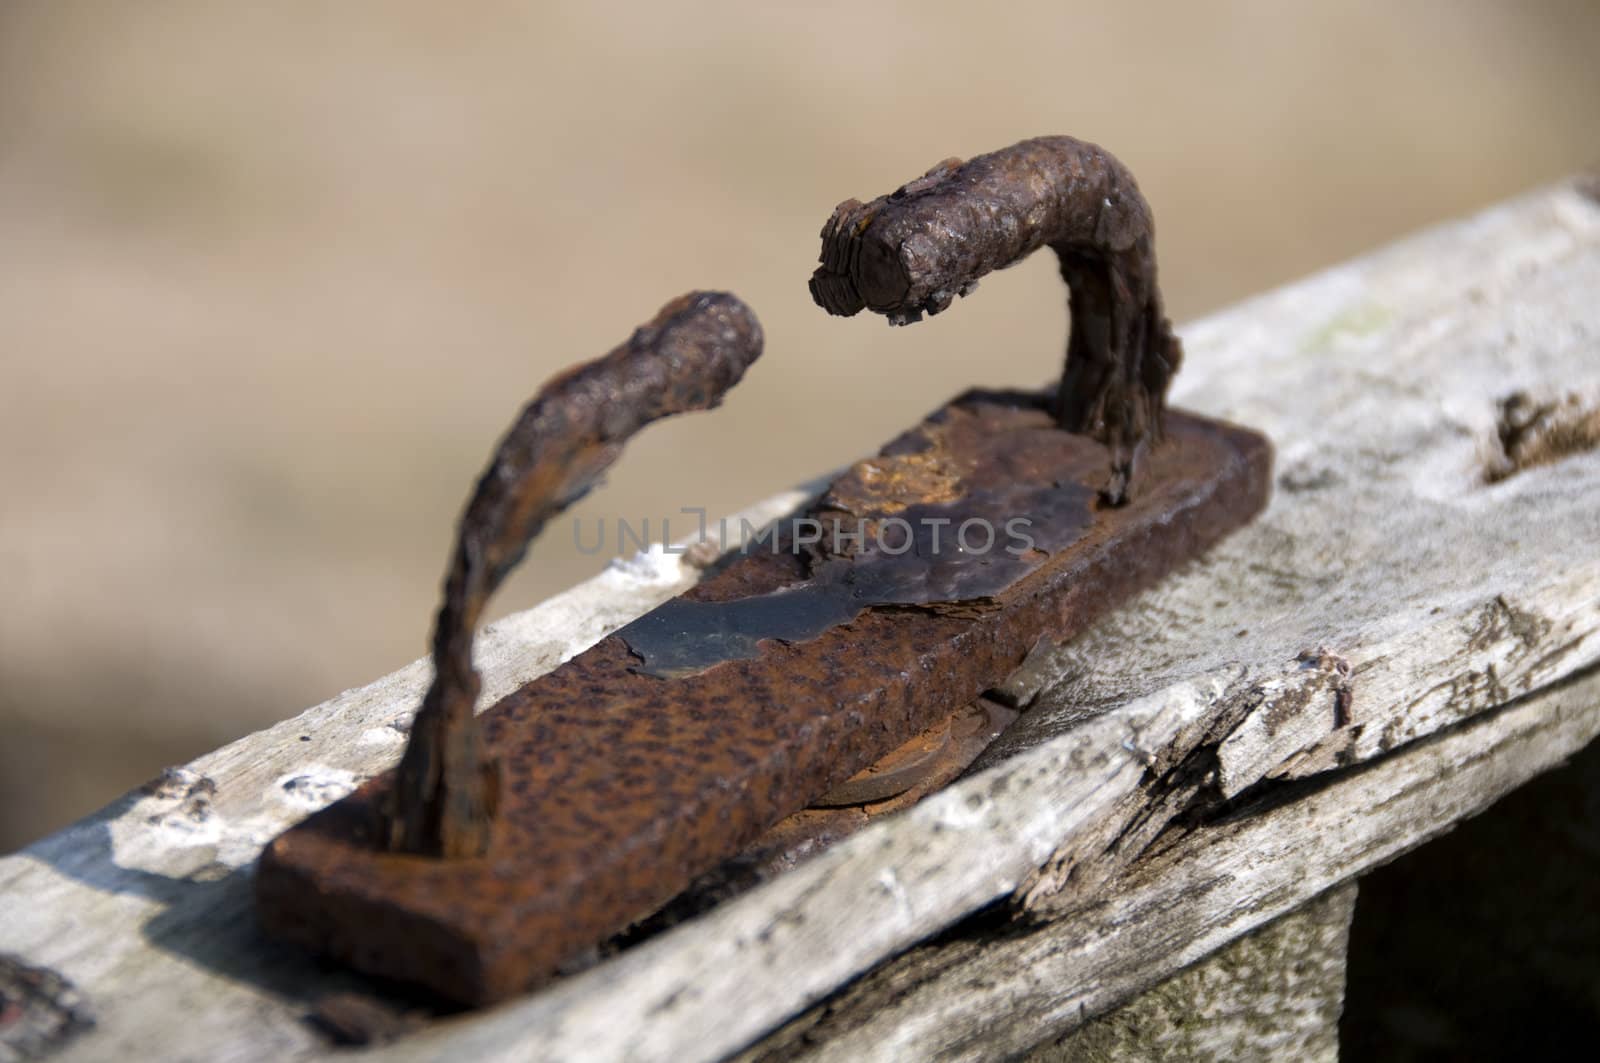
[571,507,1037,558]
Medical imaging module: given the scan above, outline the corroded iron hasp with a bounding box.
[256,137,1272,1007]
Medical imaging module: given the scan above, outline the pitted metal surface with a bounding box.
[616,391,1098,678]
[256,392,1271,1004]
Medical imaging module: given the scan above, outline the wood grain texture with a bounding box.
[2,179,1598,1062]
[1032,883,1358,1063]
[743,666,1600,1061]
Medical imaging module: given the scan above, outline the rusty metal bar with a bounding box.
[256,395,1270,1003]
[600,695,1023,953]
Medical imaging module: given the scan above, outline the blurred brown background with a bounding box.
[2,1,1597,852]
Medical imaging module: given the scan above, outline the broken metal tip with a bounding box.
[381,291,764,859]
[809,135,1184,501]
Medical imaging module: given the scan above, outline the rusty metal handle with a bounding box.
[386,291,764,858]
[809,135,1183,503]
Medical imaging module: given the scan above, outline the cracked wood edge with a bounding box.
[0,178,1596,1063]
[741,665,1600,1062]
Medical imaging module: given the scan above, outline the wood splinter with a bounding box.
[385,291,764,858]
[810,136,1183,504]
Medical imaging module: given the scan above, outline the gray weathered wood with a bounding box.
[743,666,1600,1061]
[1,178,1597,1062]
[1032,883,1358,1063]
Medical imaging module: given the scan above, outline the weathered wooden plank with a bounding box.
[1032,883,1358,1063]
[0,488,818,1063]
[1,179,1597,1062]
[742,665,1600,1061]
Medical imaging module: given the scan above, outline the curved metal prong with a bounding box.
[810,136,1183,503]
[386,291,764,858]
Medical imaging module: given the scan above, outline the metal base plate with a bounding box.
[256,389,1273,1004]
